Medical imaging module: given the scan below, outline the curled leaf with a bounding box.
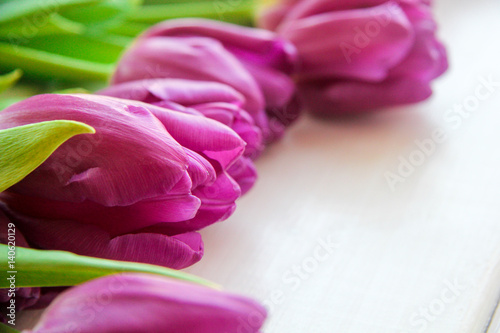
[0,120,95,192]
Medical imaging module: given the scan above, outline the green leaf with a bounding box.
[126,0,255,25]
[0,13,85,38]
[17,34,126,63]
[0,69,22,94]
[0,245,218,289]
[0,97,23,111]
[0,0,104,24]
[0,323,20,333]
[59,0,141,30]
[52,87,90,94]
[0,120,95,192]
[0,41,114,81]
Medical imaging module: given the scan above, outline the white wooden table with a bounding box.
[17,0,500,332]
[185,1,500,332]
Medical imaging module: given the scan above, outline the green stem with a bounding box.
[127,0,255,25]
[0,13,85,38]
[0,0,104,24]
[0,41,113,82]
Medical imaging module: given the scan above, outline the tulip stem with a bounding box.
[0,0,103,24]
[108,0,256,37]
[0,41,114,82]
[125,0,255,24]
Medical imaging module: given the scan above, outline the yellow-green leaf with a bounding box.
[0,245,218,289]
[0,120,95,192]
[0,69,22,94]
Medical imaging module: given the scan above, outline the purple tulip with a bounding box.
[24,273,267,333]
[259,0,448,115]
[112,18,300,142]
[0,210,40,322]
[0,94,248,269]
[98,78,262,193]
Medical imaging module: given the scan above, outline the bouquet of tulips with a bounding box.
[0,0,447,331]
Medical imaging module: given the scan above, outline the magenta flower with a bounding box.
[260,0,448,115]
[98,79,262,193]
[112,18,300,142]
[24,273,267,333]
[0,94,248,269]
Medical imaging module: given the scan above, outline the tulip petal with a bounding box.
[146,104,246,169]
[184,148,216,189]
[281,3,415,81]
[0,191,201,237]
[3,207,203,269]
[266,0,448,114]
[99,78,246,108]
[192,102,264,159]
[142,18,300,141]
[144,169,241,235]
[0,94,191,207]
[144,18,297,74]
[112,36,266,123]
[389,2,448,80]
[227,157,258,195]
[27,274,266,333]
[300,75,433,115]
[98,79,264,158]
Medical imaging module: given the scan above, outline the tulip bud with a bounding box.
[260,0,448,115]
[98,78,263,193]
[112,18,300,142]
[0,94,249,268]
[25,273,267,333]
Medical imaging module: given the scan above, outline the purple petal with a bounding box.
[141,19,300,141]
[99,79,264,159]
[4,206,203,269]
[111,36,267,129]
[280,3,415,81]
[146,103,246,169]
[299,75,433,115]
[100,79,246,108]
[1,192,201,237]
[27,274,266,333]
[227,157,258,195]
[0,94,190,207]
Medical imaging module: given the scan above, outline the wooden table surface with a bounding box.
[15,0,500,332]
[184,1,500,332]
